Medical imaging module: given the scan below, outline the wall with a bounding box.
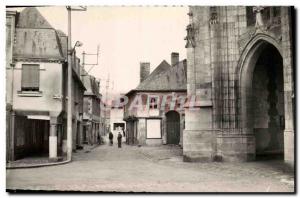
[125,91,186,146]
[6,11,16,162]
[12,61,63,116]
[185,6,294,163]
[184,7,214,162]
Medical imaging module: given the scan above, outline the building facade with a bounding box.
[6,7,86,162]
[124,53,187,146]
[184,6,294,167]
[82,72,101,145]
[110,99,126,142]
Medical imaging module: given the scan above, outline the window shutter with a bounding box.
[22,64,39,90]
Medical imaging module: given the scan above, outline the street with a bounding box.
[6,143,294,192]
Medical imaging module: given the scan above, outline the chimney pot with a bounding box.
[171,52,179,66]
[140,62,150,83]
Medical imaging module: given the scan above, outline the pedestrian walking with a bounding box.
[117,132,122,148]
[109,131,114,146]
[97,133,101,145]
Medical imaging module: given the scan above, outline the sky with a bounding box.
[9,6,189,96]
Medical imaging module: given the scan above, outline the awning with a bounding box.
[27,115,50,120]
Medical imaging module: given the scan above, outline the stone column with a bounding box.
[49,117,58,162]
[281,7,294,168]
[183,7,215,162]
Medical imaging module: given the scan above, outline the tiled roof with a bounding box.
[16,7,52,29]
[82,74,100,98]
[13,7,65,61]
[135,59,187,91]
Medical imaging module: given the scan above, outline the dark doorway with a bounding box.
[252,43,284,160]
[83,125,87,143]
[113,123,125,130]
[166,111,180,145]
[14,117,49,160]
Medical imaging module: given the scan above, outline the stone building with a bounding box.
[6,7,86,162]
[110,98,126,142]
[124,53,187,146]
[184,6,294,167]
[82,71,101,145]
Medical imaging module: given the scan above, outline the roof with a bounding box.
[16,7,52,29]
[82,74,101,98]
[56,29,68,59]
[127,59,187,96]
[13,7,65,61]
[136,60,171,90]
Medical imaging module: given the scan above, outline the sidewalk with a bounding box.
[6,144,101,169]
[6,156,68,169]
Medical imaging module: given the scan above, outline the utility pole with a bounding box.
[66,6,72,161]
[66,6,86,161]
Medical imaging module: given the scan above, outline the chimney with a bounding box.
[140,62,150,83]
[171,52,179,66]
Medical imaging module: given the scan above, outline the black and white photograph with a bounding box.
[4,1,296,194]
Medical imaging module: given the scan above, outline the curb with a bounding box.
[6,158,72,169]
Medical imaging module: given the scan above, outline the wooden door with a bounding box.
[166,111,180,144]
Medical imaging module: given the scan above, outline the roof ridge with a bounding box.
[16,7,53,29]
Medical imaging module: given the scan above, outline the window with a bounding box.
[149,97,158,109]
[271,7,281,25]
[262,7,271,22]
[113,123,124,130]
[272,7,281,18]
[21,64,39,91]
[209,6,218,24]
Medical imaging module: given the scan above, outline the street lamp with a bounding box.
[70,41,83,55]
[66,6,86,161]
[74,41,83,48]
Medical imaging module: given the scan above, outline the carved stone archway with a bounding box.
[237,34,282,133]
[238,34,285,159]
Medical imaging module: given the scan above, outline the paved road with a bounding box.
[6,144,294,192]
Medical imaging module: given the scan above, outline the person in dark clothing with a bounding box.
[122,129,125,137]
[117,132,122,148]
[97,133,100,145]
[109,131,113,146]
